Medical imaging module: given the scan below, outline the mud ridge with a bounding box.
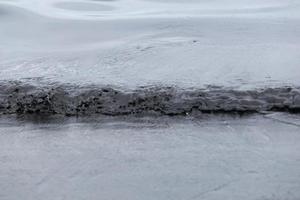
[0,81,300,116]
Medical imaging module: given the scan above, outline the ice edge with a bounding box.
[0,81,300,116]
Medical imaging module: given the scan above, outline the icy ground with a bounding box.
[0,0,300,89]
[0,114,300,200]
[1,1,300,199]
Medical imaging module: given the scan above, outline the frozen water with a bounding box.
[0,115,300,200]
[1,1,300,199]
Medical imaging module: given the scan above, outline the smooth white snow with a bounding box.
[0,0,300,89]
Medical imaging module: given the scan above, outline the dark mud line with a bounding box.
[0,81,299,116]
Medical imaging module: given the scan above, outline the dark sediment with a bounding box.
[0,81,300,116]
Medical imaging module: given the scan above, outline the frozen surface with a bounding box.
[0,0,300,89]
[1,2,300,199]
[0,114,300,200]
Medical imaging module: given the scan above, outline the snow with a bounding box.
[0,0,300,89]
[1,1,300,199]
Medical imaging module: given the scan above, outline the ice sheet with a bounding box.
[0,115,300,200]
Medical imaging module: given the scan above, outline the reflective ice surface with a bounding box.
[0,114,300,200]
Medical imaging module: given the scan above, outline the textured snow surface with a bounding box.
[0,114,300,200]
[0,0,300,89]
